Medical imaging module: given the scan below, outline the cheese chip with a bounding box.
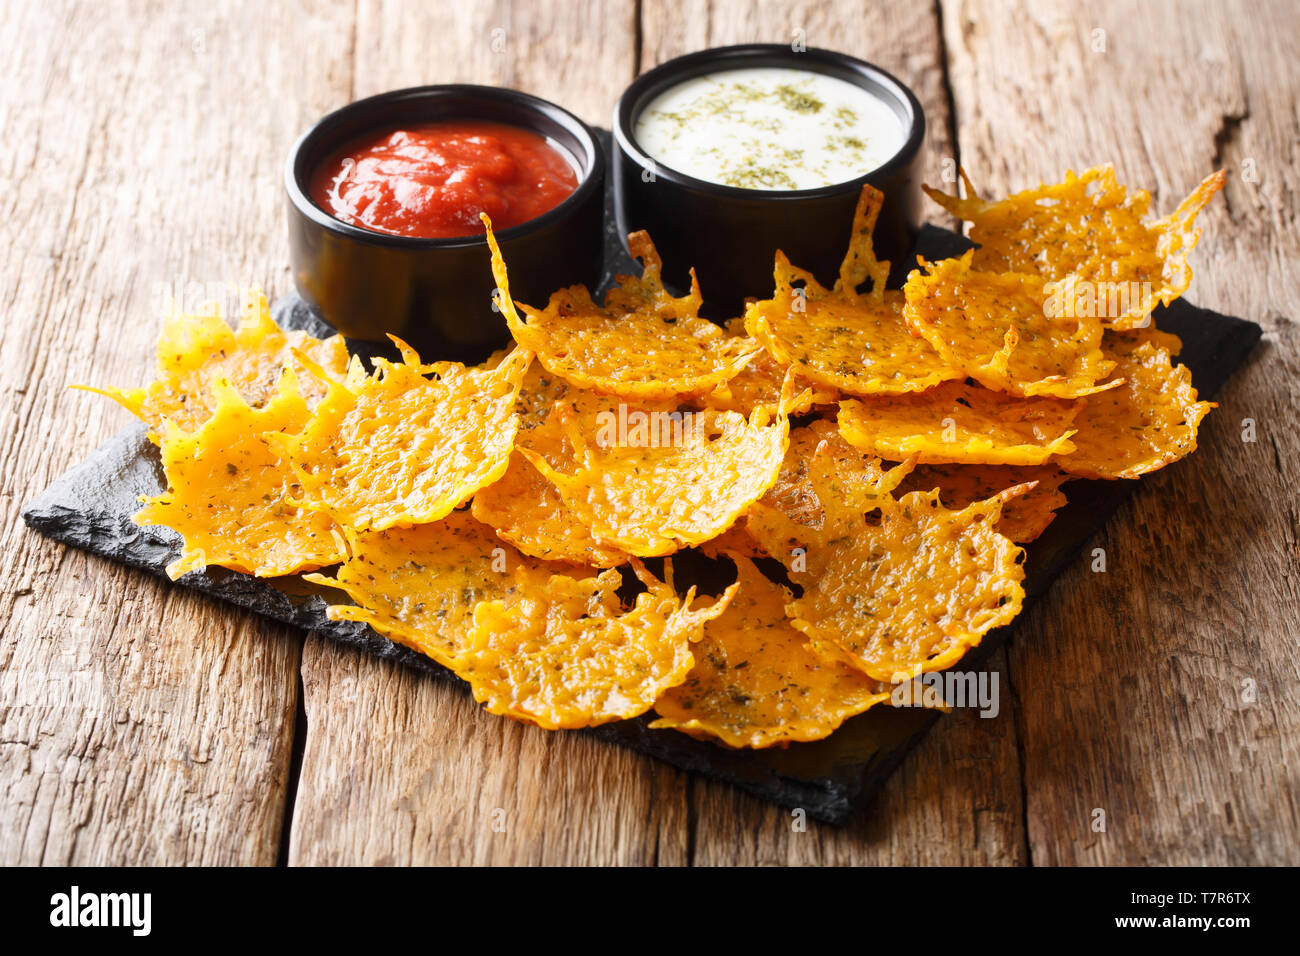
[522,389,795,557]
[924,166,1225,329]
[136,371,344,580]
[745,186,961,396]
[903,252,1118,398]
[778,455,1028,681]
[651,554,891,747]
[485,216,759,399]
[82,290,348,438]
[1060,333,1214,479]
[454,561,738,729]
[303,509,525,669]
[286,339,531,531]
[838,382,1079,465]
[896,464,1070,543]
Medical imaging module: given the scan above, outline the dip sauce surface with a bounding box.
[310,120,579,239]
[634,67,905,190]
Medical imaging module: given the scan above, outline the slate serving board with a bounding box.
[22,139,1262,824]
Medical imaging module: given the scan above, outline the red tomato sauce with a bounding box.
[309,120,579,239]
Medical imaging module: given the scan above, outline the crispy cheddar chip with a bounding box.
[924,166,1225,329]
[136,371,344,580]
[896,464,1070,543]
[522,389,794,557]
[774,456,1027,681]
[285,340,531,531]
[650,554,891,748]
[472,408,630,567]
[903,252,1117,399]
[453,561,738,729]
[484,216,759,399]
[744,419,899,559]
[744,186,961,396]
[837,382,1079,465]
[1059,333,1214,479]
[704,318,836,416]
[303,509,522,669]
[904,252,1118,398]
[83,290,348,437]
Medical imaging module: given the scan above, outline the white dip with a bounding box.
[633,67,905,190]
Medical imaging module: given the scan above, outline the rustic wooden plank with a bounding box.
[641,0,1027,865]
[0,0,355,864]
[283,0,691,866]
[942,0,1300,864]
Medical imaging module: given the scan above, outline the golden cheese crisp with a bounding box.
[453,561,738,730]
[837,382,1080,466]
[775,455,1027,681]
[744,186,961,396]
[903,251,1118,398]
[703,318,837,416]
[303,508,526,669]
[522,388,795,557]
[472,407,630,567]
[896,464,1071,543]
[484,215,760,399]
[924,166,1225,329]
[650,554,891,748]
[285,339,532,531]
[695,524,767,560]
[83,290,348,438]
[1060,333,1214,479]
[744,420,903,567]
[136,370,344,580]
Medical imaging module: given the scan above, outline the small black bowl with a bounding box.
[285,85,605,362]
[613,45,925,318]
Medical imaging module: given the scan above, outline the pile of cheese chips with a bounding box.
[85,165,1222,747]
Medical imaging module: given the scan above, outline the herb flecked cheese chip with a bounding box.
[1059,332,1214,479]
[136,371,344,580]
[453,561,738,730]
[896,464,1070,543]
[923,166,1225,329]
[303,508,527,669]
[521,388,795,557]
[472,409,630,567]
[744,420,900,563]
[903,252,1118,398]
[744,186,961,396]
[837,382,1080,465]
[776,455,1028,681]
[650,554,891,748]
[83,290,348,438]
[695,524,767,560]
[484,214,760,399]
[703,318,836,416]
[286,339,532,531]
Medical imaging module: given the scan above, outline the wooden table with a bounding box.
[2,0,1296,866]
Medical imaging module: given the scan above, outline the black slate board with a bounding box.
[22,142,1262,823]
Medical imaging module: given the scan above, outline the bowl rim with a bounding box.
[613,44,925,200]
[285,83,605,249]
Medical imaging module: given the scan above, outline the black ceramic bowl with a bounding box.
[613,45,925,318]
[286,85,604,362]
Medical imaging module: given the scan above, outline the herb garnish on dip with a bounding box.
[634,67,905,190]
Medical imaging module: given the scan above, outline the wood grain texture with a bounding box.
[942,0,1300,865]
[0,0,354,864]
[641,0,1026,865]
[3,0,1295,866]
[281,0,684,866]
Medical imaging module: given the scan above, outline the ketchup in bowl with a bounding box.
[309,120,579,239]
